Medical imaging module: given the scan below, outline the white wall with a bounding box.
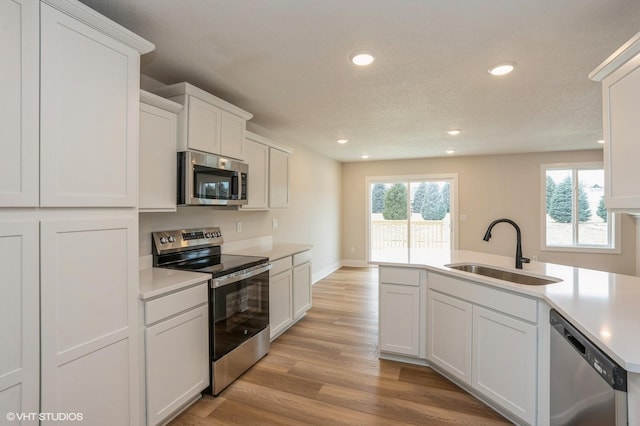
[341,149,636,275]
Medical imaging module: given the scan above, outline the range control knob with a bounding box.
[168,236,176,243]
[204,232,212,238]
[159,237,168,244]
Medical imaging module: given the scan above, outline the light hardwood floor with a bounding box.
[169,267,511,425]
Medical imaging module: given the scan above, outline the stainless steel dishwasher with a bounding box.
[550,309,628,425]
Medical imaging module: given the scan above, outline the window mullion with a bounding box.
[572,169,579,246]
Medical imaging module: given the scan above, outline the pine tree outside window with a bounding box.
[542,163,618,252]
[367,175,457,263]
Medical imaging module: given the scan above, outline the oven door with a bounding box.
[210,264,271,361]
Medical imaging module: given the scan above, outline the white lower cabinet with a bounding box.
[269,257,294,339]
[269,250,313,340]
[427,272,538,425]
[143,283,209,426]
[0,221,39,421]
[40,217,140,426]
[292,251,312,319]
[473,306,537,425]
[379,266,425,358]
[427,291,472,384]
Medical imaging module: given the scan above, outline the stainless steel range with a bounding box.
[152,227,271,395]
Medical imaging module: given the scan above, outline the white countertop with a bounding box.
[381,250,640,373]
[138,243,312,300]
[227,243,313,261]
[139,267,210,301]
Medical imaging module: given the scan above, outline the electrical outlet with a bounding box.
[236,222,242,232]
[350,246,356,253]
[272,219,278,229]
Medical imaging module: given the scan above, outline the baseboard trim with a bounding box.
[341,259,370,268]
[312,261,342,284]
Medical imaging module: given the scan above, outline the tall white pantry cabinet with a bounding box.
[0,1,153,425]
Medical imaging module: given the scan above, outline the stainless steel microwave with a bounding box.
[177,151,248,206]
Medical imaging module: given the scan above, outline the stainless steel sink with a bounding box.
[446,263,561,286]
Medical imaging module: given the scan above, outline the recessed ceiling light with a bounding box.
[360,154,370,159]
[337,139,348,144]
[488,62,515,76]
[351,52,375,66]
[447,129,461,136]
[597,139,605,144]
[445,150,456,155]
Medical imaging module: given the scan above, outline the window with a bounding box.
[367,175,457,263]
[542,163,617,251]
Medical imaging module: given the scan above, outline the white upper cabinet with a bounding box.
[590,31,640,213]
[39,2,152,207]
[242,131,294,210]
[242,132,271,210]
[269,147,290,209]
[139,91,182,212]
[186,95,222,154]
[0,0,39,207]
[220,110,245,159]
[152,82,253,160]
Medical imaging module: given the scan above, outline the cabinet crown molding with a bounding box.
[140,90,183,114]
[42,0,155,54]
[245,130,294,154]
[589,30,640,81]
[152,82,253,120]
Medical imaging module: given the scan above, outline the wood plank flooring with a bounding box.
[169,267,511,425]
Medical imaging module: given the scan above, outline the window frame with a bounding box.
[540,162,620,254]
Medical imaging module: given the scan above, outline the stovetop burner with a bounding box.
[152,227,269,277]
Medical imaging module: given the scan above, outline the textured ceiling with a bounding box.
[79,0,640,162]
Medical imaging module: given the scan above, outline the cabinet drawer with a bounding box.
[270,256,292,276]
[145,282,208,325]
[379,266,422,286]
[293,250,311,266]
[429,273,537,323]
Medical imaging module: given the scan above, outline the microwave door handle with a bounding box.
[211,263,272,288]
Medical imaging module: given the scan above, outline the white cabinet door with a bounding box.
[602,54,640,210]
[293,262,312,319]
[146,304,209,426]
[242,138,269,209]
[220,110,245,160]
[427,291,472,385]
[0,221,39,421]
[40,3,140,207]
[40,217,139,426]
[269,147,290,208]
[379,283,420,356]
[269,270,293,340]
[186,96,221,154]
[0,0,39,207]
[473,306,537,425]
[139,101,178,211]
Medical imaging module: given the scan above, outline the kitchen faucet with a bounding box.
[482,218,530,269]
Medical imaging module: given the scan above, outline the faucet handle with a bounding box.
[521,257,531,264]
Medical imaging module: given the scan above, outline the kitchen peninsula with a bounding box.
[378,250,640,425]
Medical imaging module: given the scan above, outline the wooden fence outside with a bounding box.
[371,220,449,250]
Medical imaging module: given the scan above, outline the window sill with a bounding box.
[541,245,621,255]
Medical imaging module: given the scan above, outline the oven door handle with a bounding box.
[211,263,272,288]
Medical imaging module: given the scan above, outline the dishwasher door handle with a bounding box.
[564,330,586,355]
